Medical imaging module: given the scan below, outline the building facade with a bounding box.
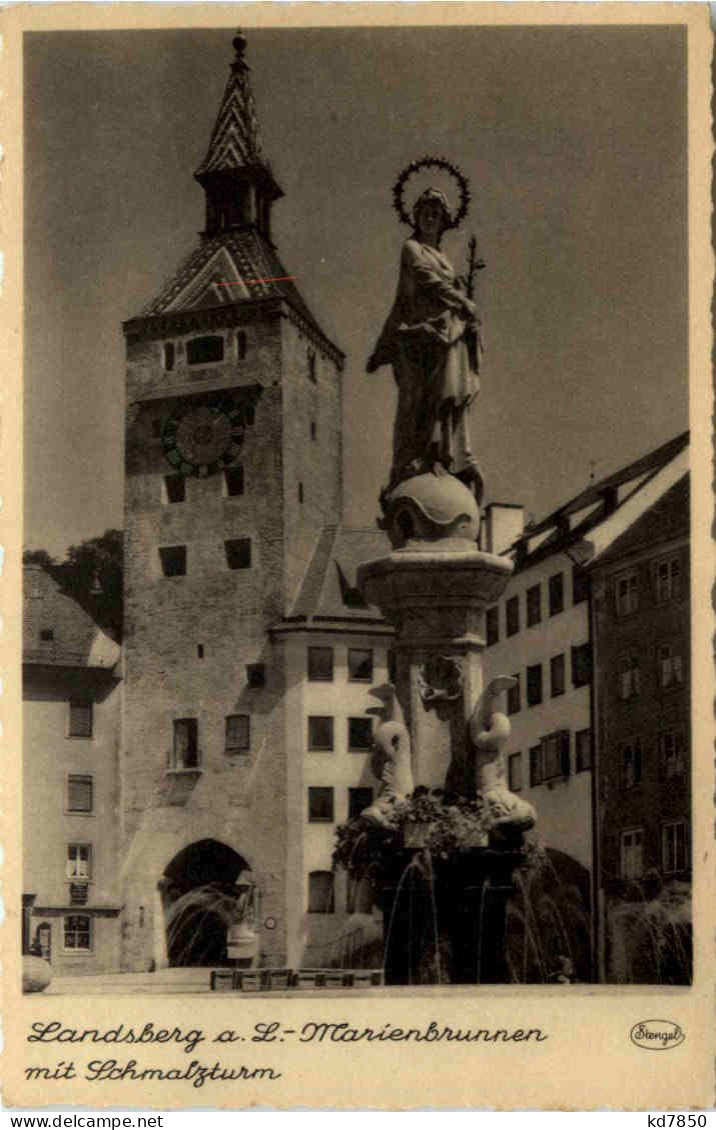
[589,472,691,983]
[482,432,689,979]
[23,566,122,974]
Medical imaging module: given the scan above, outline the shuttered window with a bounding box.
[67,774,93,813]
[69,702,93,738]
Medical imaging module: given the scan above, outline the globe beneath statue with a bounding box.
[381,472,481,550]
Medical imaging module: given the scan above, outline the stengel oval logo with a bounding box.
[630,1019,685,1050]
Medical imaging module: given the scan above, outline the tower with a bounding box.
[120,32,343,971]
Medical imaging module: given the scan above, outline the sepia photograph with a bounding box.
[5,3,713,1111]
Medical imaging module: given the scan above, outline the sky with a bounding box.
[24,24,688,557]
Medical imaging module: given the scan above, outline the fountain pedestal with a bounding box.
[358,474,512,796]
[356,473,533,985]
[359,541,512,793]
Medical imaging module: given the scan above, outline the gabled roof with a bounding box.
[511,431,689,571]
[287,527,391,624]
[587,472,689,570]
[23,566,120,670]
[131,227,342,362]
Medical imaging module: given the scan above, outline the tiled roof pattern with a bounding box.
[194,59,270,179]
[23,567,120,669]
[139,228,325,341]
[289,527,390,622]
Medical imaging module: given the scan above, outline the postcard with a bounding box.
[1,2,713,1110]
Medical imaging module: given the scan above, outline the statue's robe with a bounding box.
[370,238,481,487]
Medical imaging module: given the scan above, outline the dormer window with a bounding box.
[187,335,224,366]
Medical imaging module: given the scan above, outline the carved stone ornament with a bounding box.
[418,654,463,710]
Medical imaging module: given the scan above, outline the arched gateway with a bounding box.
[159,839,254,967]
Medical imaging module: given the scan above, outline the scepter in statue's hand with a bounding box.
[464,234,486,300]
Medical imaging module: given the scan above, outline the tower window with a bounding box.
[307,349,317,383]
[159,545,187,577]
[163,342,175,371]
[246,663,266,688]
[186,335,224,366]
[348,717,373,751]
[163,474,185,504]
[308,870,335,913]
[310,420,317,441]
[197,645,204,659]
[308,716,334,751]
[308,647,334,682]
[172,718,199,769]
[68,702,93,738]
[225,714,250,754]
[308,787,334,823]
[224,465,245,497]
[348,648,373,682]
[237,331,247,360]
[67,774,93,814]
[298,482,304,504]
[225,538,252,570]
[40,628,54,642]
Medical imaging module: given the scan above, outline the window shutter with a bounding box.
[69,702,92,737]
[67,775,93,813]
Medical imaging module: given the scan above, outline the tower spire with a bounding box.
[195,29,283,240]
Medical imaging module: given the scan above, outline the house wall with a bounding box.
[23,666,122,975]
[279,630,392,969]
[483,549,593,871]
[592,535,690,982]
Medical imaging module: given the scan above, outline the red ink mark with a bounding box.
[216,276,296,287]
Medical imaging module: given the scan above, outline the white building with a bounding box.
[482,431,690,882]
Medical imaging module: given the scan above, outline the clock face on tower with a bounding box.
[162,394,246,477]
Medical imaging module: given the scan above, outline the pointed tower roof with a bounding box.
[126,30,342,366]
[194,29,282,203]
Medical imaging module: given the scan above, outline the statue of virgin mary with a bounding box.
[367,187,483,497]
